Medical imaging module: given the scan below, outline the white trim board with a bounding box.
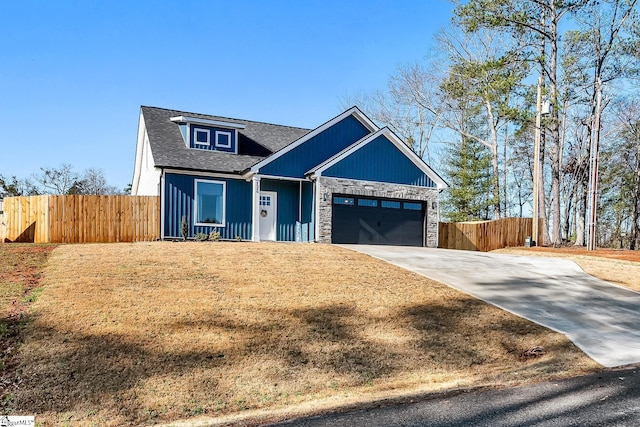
[253,174,310,182]
[306,127,448,190]
[245,106,379,177]
[193,127,211,146]
[215,130,232,148]
[170,115,246,129]
[162,168,243,180]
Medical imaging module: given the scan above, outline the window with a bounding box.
[215,131,232,148]
[381,200,401,209]
[333,196,354,205]
[194,179,226,226]
[358,198,378,207]
[259,195,271,206]
[403,202,422,211]
[193,128,210,146]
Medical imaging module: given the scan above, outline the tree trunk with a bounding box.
[575,181,587,246]
[563,185,574,241]
[503,123,509,216]
[631,139,640,250]
[486,100,501,220]
[549,2,562,247]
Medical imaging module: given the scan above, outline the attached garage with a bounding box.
[306,126,448,247]
[331,195,425,246]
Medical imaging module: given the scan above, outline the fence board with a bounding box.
[438,218,535,252]
[0,195,159,244]
[0,196,49,243]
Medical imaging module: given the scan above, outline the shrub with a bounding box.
[194,233,209,241]
[180,216,188,240]
[209,231,221,241]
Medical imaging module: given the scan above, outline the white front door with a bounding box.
[259,191,277,241]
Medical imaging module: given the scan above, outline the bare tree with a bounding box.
[74,168,120,195]
[342,63,442,163]
[32,163,79,195]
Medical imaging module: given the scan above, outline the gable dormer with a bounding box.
[170,115,246,154]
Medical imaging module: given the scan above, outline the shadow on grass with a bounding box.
[14,295,592,425]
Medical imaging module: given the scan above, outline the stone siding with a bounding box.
[317,177,439,247]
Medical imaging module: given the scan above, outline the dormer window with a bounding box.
[215,131,232,149]
[194,128,210,146]
[170,115,244,154]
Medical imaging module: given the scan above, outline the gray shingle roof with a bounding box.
[142,106,310,174]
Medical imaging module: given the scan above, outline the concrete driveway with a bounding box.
[341,245,640,368]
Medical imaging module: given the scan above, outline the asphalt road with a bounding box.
[269,367,640,427]
[341,245,640,368]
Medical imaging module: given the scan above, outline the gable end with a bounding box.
[308,128,447,189]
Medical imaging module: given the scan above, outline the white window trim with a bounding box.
[194,179,226,227]
[193,128,211,146]
[215,130,232,149]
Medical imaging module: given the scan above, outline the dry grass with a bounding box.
[0,244,57,413]
[495,247,640,292]
[12,242,599,426]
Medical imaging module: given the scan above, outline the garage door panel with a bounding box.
[331,195,424,246]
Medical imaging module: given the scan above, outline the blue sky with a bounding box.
[0,1,454,190]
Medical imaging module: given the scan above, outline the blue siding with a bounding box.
[301,181,313,223]
[189,125,236,153]
[323,135,436,187]
[261,179,300,241]
[259,115,370,178]
[164,173,252,239]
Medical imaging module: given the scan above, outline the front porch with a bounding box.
[250,176,315,242]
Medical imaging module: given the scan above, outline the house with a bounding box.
[131,106,447,246]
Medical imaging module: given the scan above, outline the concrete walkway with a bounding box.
[341,245,640,368]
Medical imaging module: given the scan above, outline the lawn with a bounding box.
[0,244,57,413]
[6,242,599,426]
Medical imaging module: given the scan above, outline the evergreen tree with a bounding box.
[442,136,494,222]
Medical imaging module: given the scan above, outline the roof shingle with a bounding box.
[141,106,310,174]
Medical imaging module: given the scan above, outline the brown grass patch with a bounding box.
[0,243,57,413]
[495,247,640,292]
[12,242,598,425]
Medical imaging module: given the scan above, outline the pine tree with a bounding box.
[442,136,494,222]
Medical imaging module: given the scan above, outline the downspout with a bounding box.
[160,168,166,240]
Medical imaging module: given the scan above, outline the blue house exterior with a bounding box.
[132,106,447,246]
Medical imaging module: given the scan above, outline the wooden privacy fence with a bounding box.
[0,195,160,243]
[438,217,534,252]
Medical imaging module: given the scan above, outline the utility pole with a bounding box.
[532,76,543,246]
[587,77,603,251]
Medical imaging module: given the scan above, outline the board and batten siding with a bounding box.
[258,115,370,178]
[323,134,436,188]
[164,173,252,239]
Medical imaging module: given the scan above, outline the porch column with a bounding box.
[251,176,261,241]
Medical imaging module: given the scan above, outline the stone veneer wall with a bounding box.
[316,177,439,247]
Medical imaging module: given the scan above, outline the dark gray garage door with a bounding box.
[331,195,424,246]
